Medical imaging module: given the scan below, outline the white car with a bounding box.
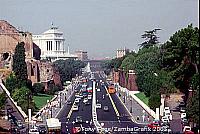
[96,103,101,109]
[165,112,172,120]
[164,107,170,113]
[83,98,88,103]
[161,116,170,123]
[88,95,92,100]
[29,128,39,134]
[97,88,101,92]
[181,113,186,119]
[73,105,79,111]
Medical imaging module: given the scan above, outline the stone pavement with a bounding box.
[116,86,154,124]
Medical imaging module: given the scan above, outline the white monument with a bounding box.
[32,25,77,61]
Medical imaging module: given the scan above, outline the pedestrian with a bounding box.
[147,116,150,122]
[137,116,139,120]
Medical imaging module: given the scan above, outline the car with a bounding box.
[84,101,90,105]
[165,112,172,120]
[103,106,109,111]
[73,105,79,111]
[183,126,194,134]
[67,100,72,105]
[97,88,101,92]
[96,104,101,109]
[88,95,92,100]
[181,113,187,119]
[164,107,170,113]
[182,118,188,124]
[161,116,169,123]
[147,122,160,129]
[76,116,83,123]
[83,98,88,103]
[29,128,39,134]
[180,107,186,113]
[37,125,47,134]
[75,98,80,103]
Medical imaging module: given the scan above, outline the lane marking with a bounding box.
[66,101,76,119]
[104,86,120,117]
[66,90,81,119]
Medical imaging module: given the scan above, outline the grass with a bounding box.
[135,92,149,106]
[33,93,54,110]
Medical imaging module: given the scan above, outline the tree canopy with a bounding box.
[53,59,86,84]
[12,42,28,88]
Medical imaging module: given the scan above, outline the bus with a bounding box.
[108,85,115,94]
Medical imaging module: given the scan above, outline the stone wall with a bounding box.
[113,69,138,91]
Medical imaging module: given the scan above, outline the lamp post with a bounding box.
[59,92,62,108]
[27,92,30,133]
[130,97,132,113]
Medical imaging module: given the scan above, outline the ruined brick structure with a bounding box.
[0,20,33,59]
[26,60,62,90]
[113,69,138,91]
[0,20,62,91]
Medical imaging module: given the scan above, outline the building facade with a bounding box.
[75,50,88,61]
[32,26,77,61]
[116,48,129,58]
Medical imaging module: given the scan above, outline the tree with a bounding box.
[5,73,18,94]
[53,59,86,84]
[12,86,35,113]
[0,92,7,110]
[186,74,199,127]
[161,25,199,93]
[149,92,161,111]
[32,83,45,95]
[139,28,161,48]
[12,42,28,88]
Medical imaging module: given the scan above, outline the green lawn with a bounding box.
[135,92,149,106]
[33,93,54,110]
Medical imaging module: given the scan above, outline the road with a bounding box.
[57,72,155,134]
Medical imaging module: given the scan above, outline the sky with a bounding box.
[0,0,199,59]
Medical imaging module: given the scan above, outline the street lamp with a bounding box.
[123,92,125,103]
[130,98,132,113]
[59,92,62,108]
[27,92,30,133]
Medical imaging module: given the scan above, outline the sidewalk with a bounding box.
[116,86,154,124]
[35,81,79,123]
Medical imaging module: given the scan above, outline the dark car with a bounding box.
[38,125,47,134]
[84,101,90,105]
[67,100,72,105]
[75,116,83,123]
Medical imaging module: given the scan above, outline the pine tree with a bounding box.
[12,42,28,88]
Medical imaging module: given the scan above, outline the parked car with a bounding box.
[183,126,194,134]
[96,104,102,109]
[161,116,169,124]
[165,112,172,120]
[37,125,47,134]
[181,113,187,119]
[29,128,39,134]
